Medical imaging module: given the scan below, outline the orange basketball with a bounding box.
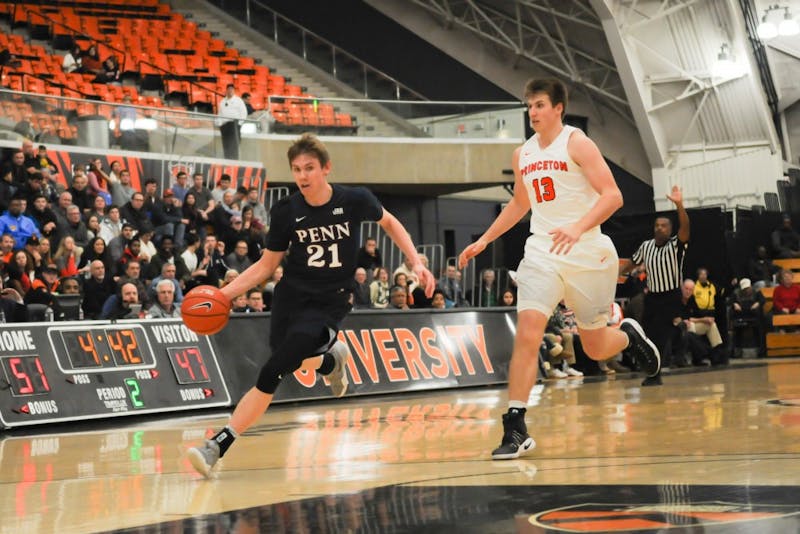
[181,285,231,335]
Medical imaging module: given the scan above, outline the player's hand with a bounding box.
[666,185,683,205]
[413,263,436,298]
[548,223,582,255]
[458,239,487,269]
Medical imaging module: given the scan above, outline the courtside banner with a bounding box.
[214,309,516,402]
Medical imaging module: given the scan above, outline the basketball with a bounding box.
[181,285,231,335]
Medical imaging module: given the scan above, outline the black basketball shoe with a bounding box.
[620,318,661,377]
[491,408,536,460]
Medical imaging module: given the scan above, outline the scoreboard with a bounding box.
[0,319,231,428]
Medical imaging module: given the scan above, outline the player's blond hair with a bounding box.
[287,133,330,168]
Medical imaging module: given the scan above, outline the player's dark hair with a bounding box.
[523,78,568,118]
[287,133,330,168]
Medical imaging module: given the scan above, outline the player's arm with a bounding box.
[458,146,530,268]
[569,132,623,234]
[220,249,285,302]
[378,209,435,297]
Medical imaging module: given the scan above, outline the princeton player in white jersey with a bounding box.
[459,78,660,460]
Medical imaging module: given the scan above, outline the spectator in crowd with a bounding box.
[0,275,29,322]
[18,172,45,207]
[369,266,389,309]
[479,269,498,307]
[246,287,264,312]
[152,189,187,246]
[245,219,267,264]
[231,293,252,313]
[171,171,190,203]
[749,244,780,290]
[225,240,252,274]
[23,236,41,271]
[38,236,54,268]
[217,213,244,253]
[388,285,409,310]
[142,178,159,213]
[0,165,18,214]
[108,168,136,207]
[772,214,800,258]
[108,222,135,263]
[25,265,59,306]
[1,150,28,187]
[692,267,717,317]
[81,44,102,74]
[772,269,800,316]
[59,276,80,295]
[116,237,148,278]
[146,236,188,283]
[0,233,14,264]
[62,45,83,73]
[6,249,34,296]
[78,236,113,274]
[85,214,102,241]
[222,269,239,288]
[120,192,149,231]
[356,236,382,279]
[88,194,107,222]
[145,280,181,319]
[0,195,40,248]
[40,166,64,206]
[95,55,120,84]
[107,161,123,183]
[67,171,94,216]
[100,281,141,320]
[86,158,111,205]
[262,264,283,310]
[181,191,204,242]
[242,92,255,115]
[501,289,516,307]
[82,259,115,319]
[545,302,582,378]
[431,289,447,309]
[195,235,228,288]
[52,191,72,232]
[53,235,82,278]
[35,146,58,179]
[27,194,58,243]
[21,140,40,175]
[677,279,720,366]
[189,173,215,216]
[180,233,205,290]
[60,204,89,249]
[147,267,183,312]
[393,272,413,308]
[242,187,267,224]
[393,254,421,295]
[731,277,766,356]
[437,264,466,307]
[211,174,237,204]
[352,267,371,309]
[218,85,248,159]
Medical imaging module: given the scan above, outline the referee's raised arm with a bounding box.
[667,185,690,243]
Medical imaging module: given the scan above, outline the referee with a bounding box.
[620,186,690,386]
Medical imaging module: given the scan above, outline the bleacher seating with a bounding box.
[0,0,357,136]
[763,258,800,356]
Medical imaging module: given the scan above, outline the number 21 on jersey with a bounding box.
[307,243,342,268]
[530,177,556,203]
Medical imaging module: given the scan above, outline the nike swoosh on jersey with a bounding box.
[295,216,306,222]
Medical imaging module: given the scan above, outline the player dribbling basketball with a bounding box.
[187,134,435,477]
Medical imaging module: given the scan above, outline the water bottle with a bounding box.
[45,307,54,322]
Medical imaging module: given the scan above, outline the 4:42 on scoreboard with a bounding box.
[0,320,231,428]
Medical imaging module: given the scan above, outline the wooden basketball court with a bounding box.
[2,360,800,533]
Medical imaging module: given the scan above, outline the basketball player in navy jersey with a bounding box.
[188,134,435,477]
[459,78,660,460]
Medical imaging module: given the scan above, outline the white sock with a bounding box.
[508,400,526,410]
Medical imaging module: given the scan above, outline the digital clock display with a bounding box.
[59,327,152,370]
[167,347,211,384]
[1,356,51,396]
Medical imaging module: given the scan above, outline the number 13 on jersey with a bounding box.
[530,177,556,203]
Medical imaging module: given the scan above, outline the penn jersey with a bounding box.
[518,125,600,238]
[266,184,384,294]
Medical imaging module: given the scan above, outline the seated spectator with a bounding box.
[137,226,157,263]
[356,237,382,279]
[181,191,204,242]
[545,302,582,378]
[0,276,28,323]
[772,269,800,316]
[78,236,113,274]
[120,192,149,231]
[225,239,252,274]
[116,238,148,278]
[748,245,780,290]
[147,236,189,283]
[479,269,497,307]
[393,254,420,295]
[222,269,239,288]
[38,236,54,269]
[100,282,141,320]
[108,168,135,207]
[692,267,717,317]
[108,222,136,263]
[88,194,107,223]
[211,174,237,204]
[25,265,60,306]
[59,204,90,249]
[6,249,34,296]
[394,272,413,308]
[67,170,95,216]
[246,288,264,312]
[0,195,41,248]
[431,289,447,309]
[35,146,59,180]
[53,235,83,278]
[388,285,409,310]
[369,267,389,309]
[85,214,102,241]
[171,171,190,203]
[0,233,14,264]
[437,264,466,308]
[231,294,252,313]
[245,219,268,263]
[82,260,115,319]
[242,92,255,115]
[145,279,181,318]
[196,235,229,287]
[81,44,102,74]
[242,187,267,224]
[501,289,516,307]
[679,279,725,366]
[62,45,83,74]
[262,264,283,310]
[95,55,120,84]
[148,262,184,304]
[731,278,766,356]
[27,194,58,242]
[771,214,800,258]
[152,189,186,246]
[352,267,371,309]
[99,205,123,244]
[58,276,80,295]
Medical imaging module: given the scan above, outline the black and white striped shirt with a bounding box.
[632,236,688,294]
